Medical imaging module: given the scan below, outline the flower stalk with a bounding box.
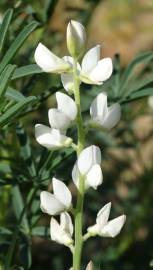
[73,56,85,270]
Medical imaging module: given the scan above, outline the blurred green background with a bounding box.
[0,0,153,270]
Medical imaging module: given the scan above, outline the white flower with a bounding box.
[50,212,73,246]
[67,20,86,58]
[80,45,113,85]
[61,46,113,92]
[90,92,121,129]
[40,178,72,215]
[35,124,72,150]
[61,56,81,93]
[72,145,103,190]
[34,43,71,73]
[87,202,126,238]
[49,92,77,130]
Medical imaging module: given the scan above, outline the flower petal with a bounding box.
[40,191,64,215]
[78,145,101,175]
[82,45,101,74]
[89,58,113,83]
[61,56,81,93]
[90,92,108,121]
[102,103,121,129]
[50,217,63,243]
[35,124,71,149]
[60,212,73,236]
[86,261,94,270]
[34,43,70,73]
[72,162,79,189]
[96,202,111,231]
[50,217,73,246]
[101,214,126,237]
[61,73,74,93]
[53,178,72,209]
[87,224,99,235]
[56,92,77,121]
[86,164,103,189]
[48,109,71,130]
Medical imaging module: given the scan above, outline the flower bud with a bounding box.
[67,20,86,58]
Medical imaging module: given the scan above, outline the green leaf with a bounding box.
[0,227,12,235]
[0,64,16,100]
[122,88,153,103]
[0,9,13,53]
[12,185,29,232]
[0,21,39,73]
[31,226,49,237]
[12,64,43,80]
[16,124,36,178]
[0,96,36,127]
[120,51,153,92]
[6,87,25,101]
[128,76,153,94]
[19,234,32,269]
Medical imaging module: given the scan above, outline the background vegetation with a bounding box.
[0,0,153,269]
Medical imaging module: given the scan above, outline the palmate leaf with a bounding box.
[0,21,39,74]
[0,9,13,53]
[0,96,36,127]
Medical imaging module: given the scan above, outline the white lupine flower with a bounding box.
[87,202,126,238]
[61,56,81,93]
[35,124,72,150]
[40,178,72,215]
[48,92,77,130]
[90,92,121,129]
[67,20,86,58]
[72,145,103,190]
[80,45,113,85]
[50,212,73,246]
[34,43,71,73]
[61,46,112,92]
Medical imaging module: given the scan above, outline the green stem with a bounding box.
[72,57,85,270]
